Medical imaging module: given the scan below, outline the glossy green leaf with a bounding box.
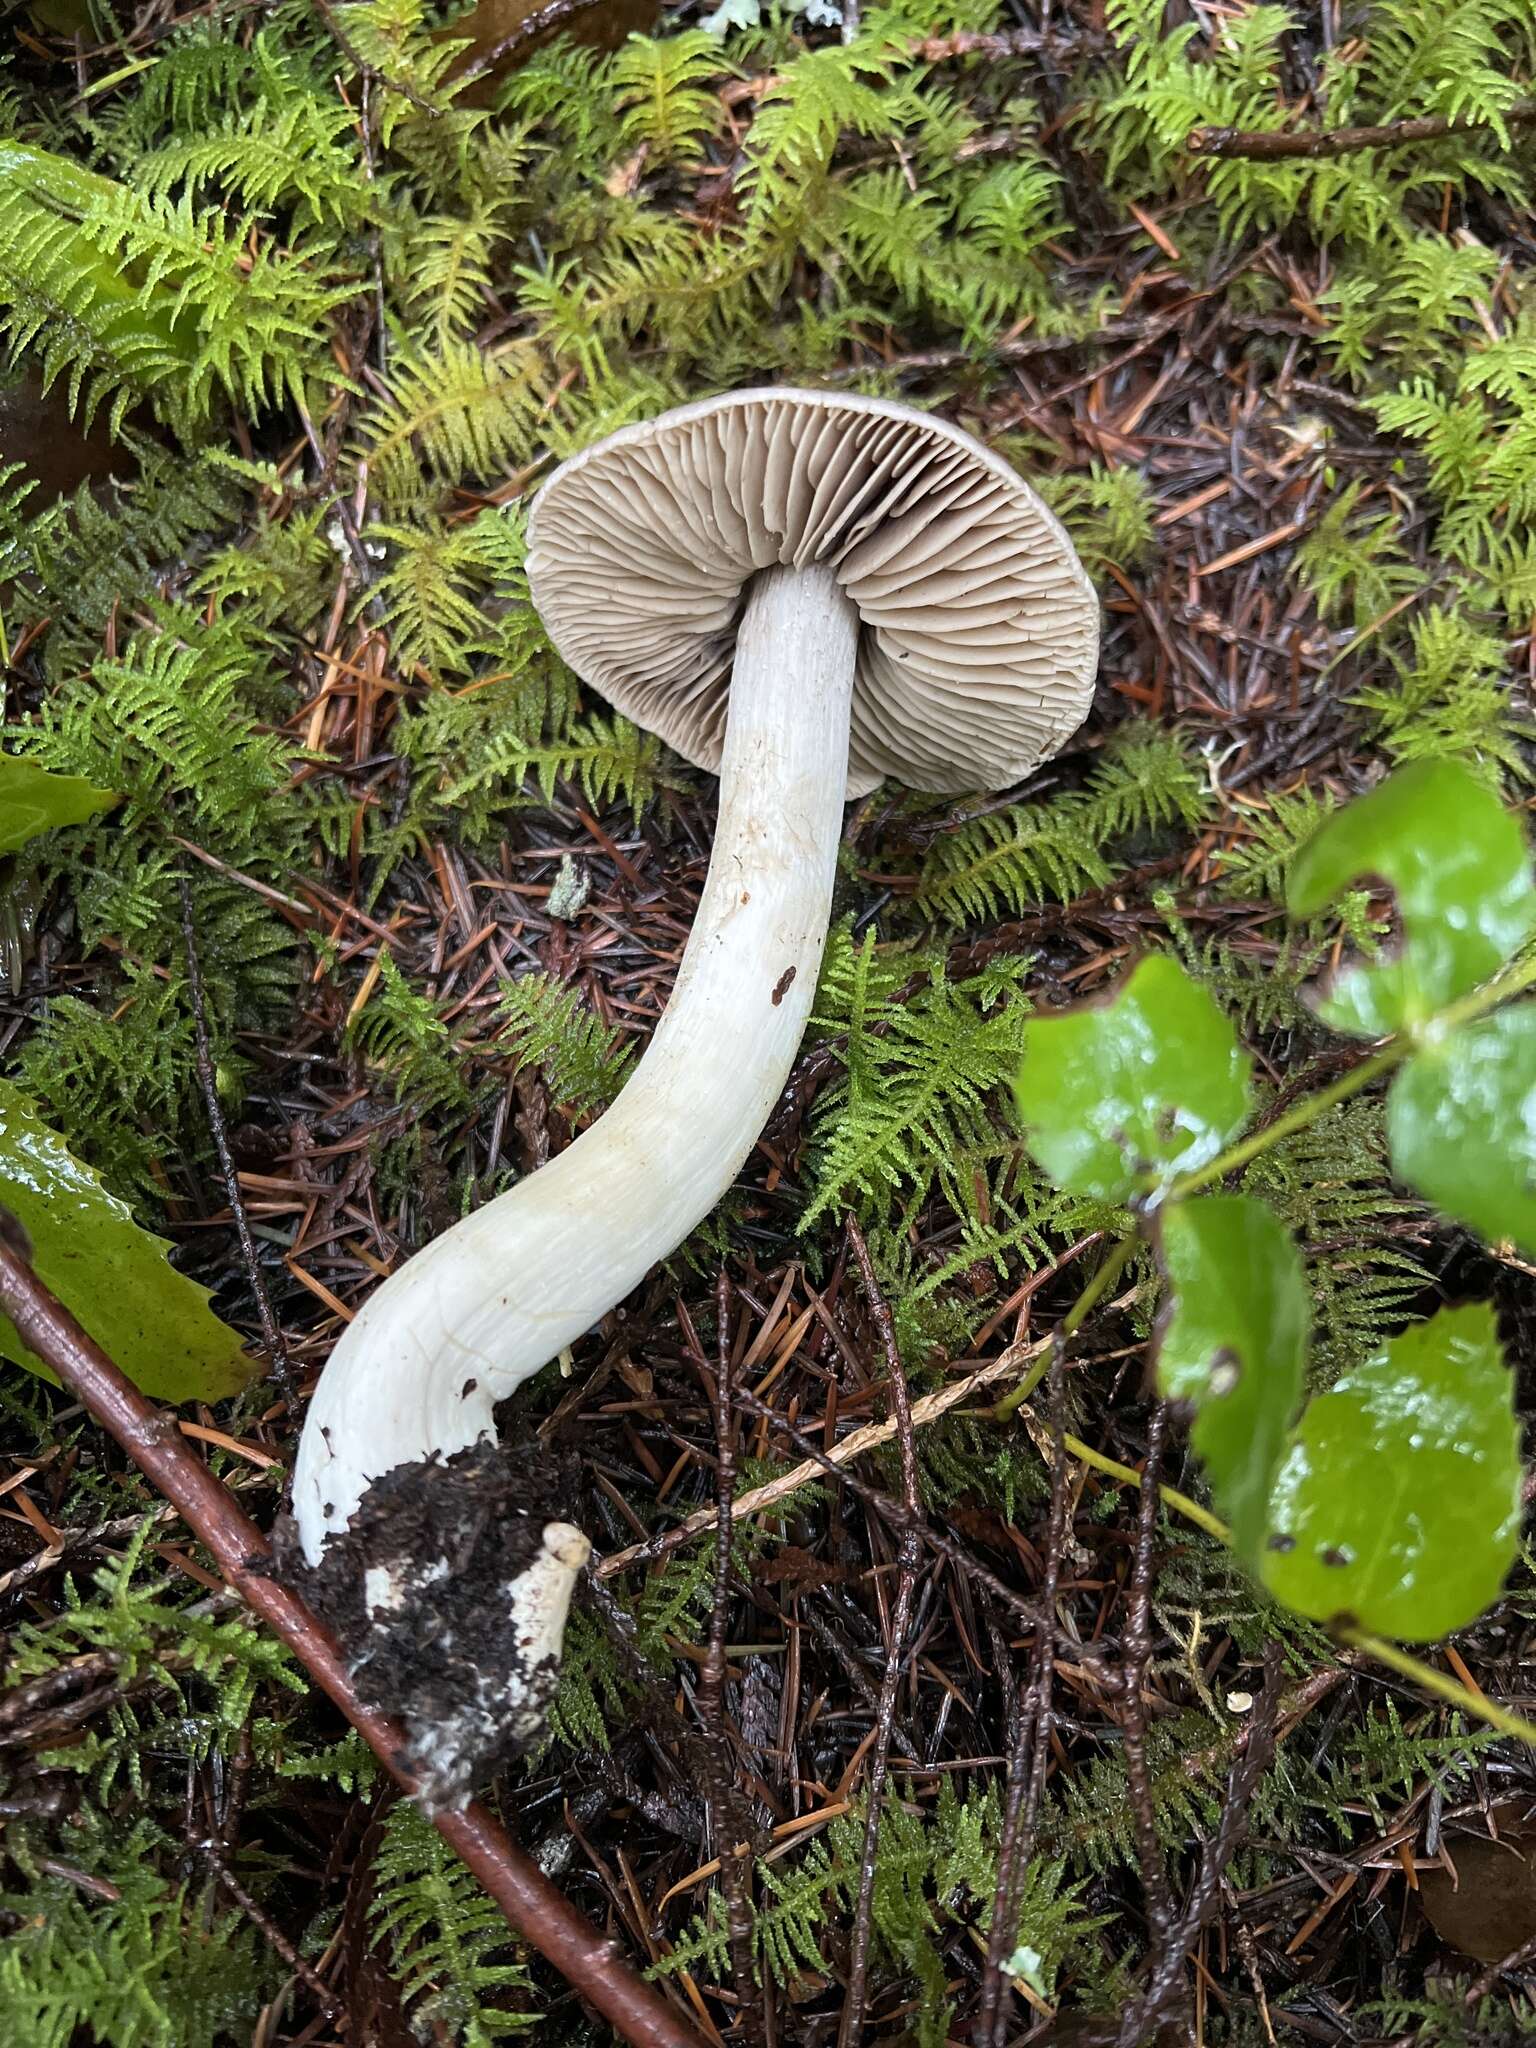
[1155,1196,1308,1564]
[0,1080,254,1404]
[0,754,118,855]
[1014,954,1253,1201]
[1389,1007,1536,1257]
[1287,759,1536,1038]
[1261,1303,1520,1641]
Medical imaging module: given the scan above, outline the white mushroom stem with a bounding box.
[292,562,860,1568]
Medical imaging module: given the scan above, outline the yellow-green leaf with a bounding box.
[1155,1196,1308,1564]
[1389,1008,1536,1258]
[1287,759,1536,1038]
[1261,1304,1520,1641]
[0,1080,254,1404]
[1014,954,1252,1201]
[0,754,118,856]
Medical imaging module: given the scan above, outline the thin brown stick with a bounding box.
[1116,1648,1284,2046]
[177,870,294,1405]
[455,0,615,82]
[975,1342,1070,2048]
[1119,1403,1176,1942]
[695,1276,759,2040]
[599,1323,1052,1578]
[837,1217,922,2048]
[913,27,1097,62]
[1187,97,1536,160]
[1466,1923,1536,2002]
[0,1225,704,2048]
[311,0,441,115]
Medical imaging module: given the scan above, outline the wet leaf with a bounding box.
[0,754,118,856]
[1014,954,1252,1201]
[0,373,136,502]
[1155,1195,1308,1563]
[1287,759,1536,1038]
[1389,1008,1536,1257]
[0,864,45,996]
[0,1080,255,1404]
[1261,1303,1520,1641]
[1419,1815,1536,1963]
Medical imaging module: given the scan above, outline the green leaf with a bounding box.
[0,755,118,855]
[0,1080,254,1404]
[1014,954,1253,1201]
[1389,1007,1536,1257]
[1155,1196,1308,1563]
[1286,759,1536,1037]
[1261,1304,1521,1641]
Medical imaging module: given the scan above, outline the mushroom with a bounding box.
[288,387,1098,1808]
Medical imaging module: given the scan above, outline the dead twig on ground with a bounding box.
[1188,99,1536,159]
[1120,1402,1177,1945]
[693,1274,760,2041]
[597,1285,1141,1578]
[1116,1647,1284,2046]
[975,1342,1072,2048]
[837,1216,922,2048]
[0,1219,704,2048]
[456,0,616,82]
[177,869,295,1407]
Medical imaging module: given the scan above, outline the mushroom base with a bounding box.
[276,1442,582,1813]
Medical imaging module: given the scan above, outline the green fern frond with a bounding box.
[347,953,475,1116]
[360,338,548,505]
[370,1805,536,2043]
[917,726,1209,926]
[0,142,352,430]
[132,99,368,228]
[0,1827,275,2048]
[496,972,633,1119]
[802,934,1034,1229]
[610,32,726,165]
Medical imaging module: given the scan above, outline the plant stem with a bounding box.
[1169,947,1536,1200]
[1059,1433,1229,1543]
[992,1235,1139,1421]
[293,562,858,1557]
[1058,1427,1536,1754]
[1338,1628,1536,1749]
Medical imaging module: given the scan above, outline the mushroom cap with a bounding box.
[526,387,1100,799]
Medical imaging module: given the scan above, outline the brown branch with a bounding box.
[177,869,294,1406]
[1187,97,1536,160]
[455,0,615,83]
[1116,1647,1284,2047]
[311,0,442,116]
[0,1224,704,2048]
[912,27,1099,63]
[694,1276,760,2041]
[598,1325,1051,1577]
[975,1342,1070,2048]
[837,1217,922,2048]
[1119,1403,1177,1945]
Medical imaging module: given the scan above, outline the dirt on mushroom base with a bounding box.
[274,1442,581,1812]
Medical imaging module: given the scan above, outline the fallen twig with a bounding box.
[837,1217,922,2048]
[0,1224,704,2048]
[1116,1647,1283,2046]
[692,1276,759,2039]
[596,1308,1100,1578]
[1188,98,1536,160]
[456,0,615,82]
[975,1342,1071,2048]
[177,868,295,1406]
[1119,1403,1177,1944]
